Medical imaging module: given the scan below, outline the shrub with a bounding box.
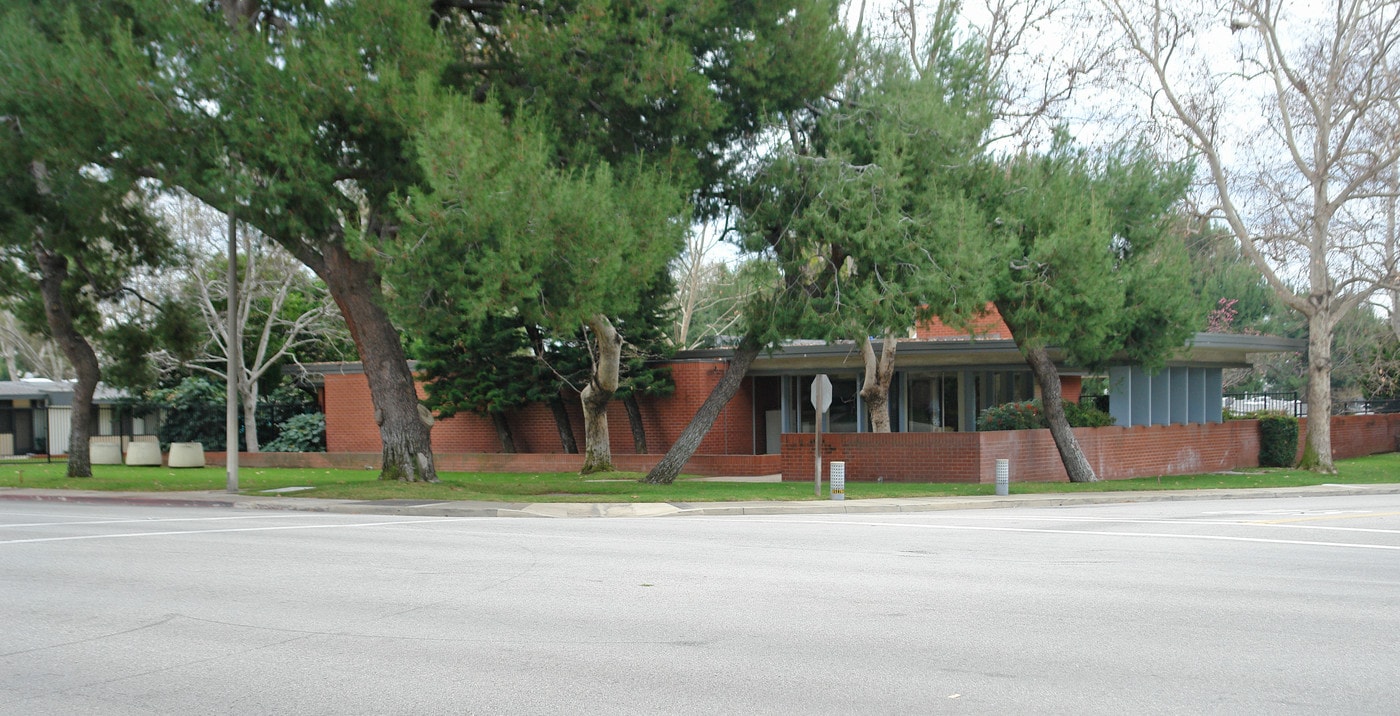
[146,377,227,450]
[1064,401,1115,428]
[977,401,1043,431]
[1257,411,1298,467]
[978,399,1118,431]
[262,413,326,452]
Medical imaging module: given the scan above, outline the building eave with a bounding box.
[677,332,1304,374]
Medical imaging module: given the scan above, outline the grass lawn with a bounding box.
[1,452,1397,503]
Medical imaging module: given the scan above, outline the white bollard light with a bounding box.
[995,458,1010,496]
[830,461,845,501]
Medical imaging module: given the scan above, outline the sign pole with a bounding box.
[225,210,239,494]
[814,382,822,497]
[810,375,831,498]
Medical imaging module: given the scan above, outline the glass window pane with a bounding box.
[829,377,859,433]
[906,373,959,432]
[942,373,960,432]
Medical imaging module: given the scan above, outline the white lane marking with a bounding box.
[713,518,1400,551]
[0,510,119,520]
[0,517,483,546]
[1201,510,1373,516]
[0,514,299,529]
[919,514,1400,536]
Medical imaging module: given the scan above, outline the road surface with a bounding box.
[2,494,1398,714]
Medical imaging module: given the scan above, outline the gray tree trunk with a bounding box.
[623,394,648,453]
[2,347,17,382]
[1024,343,1098,483]
[548,395,579,454]
[491,411,516,454]
[34,245,99,478]
[645,337,761,484]
[1300,311,1336,472]
[858,332,898,432]
[580,314,621,474]
[295,239,437,482]
[241,381,260,453]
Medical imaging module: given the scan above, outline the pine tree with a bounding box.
[976,137,1197,481]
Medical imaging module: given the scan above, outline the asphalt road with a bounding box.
[2,494,1399,715]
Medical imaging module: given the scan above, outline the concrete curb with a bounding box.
[3,483,1400,518]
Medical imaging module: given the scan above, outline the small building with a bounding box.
[0,379,155,456]
[301,309,1305,469]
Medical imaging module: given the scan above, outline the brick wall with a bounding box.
[780,413,1400,483]
[324,360,755,456]
[221,413,1398,479]
[781,432,983,482]
[324,373,379,454]
[206,451,781,476]
[914,304,1011,340]
[1060,375,1082,403]
[1298,414,1400,461]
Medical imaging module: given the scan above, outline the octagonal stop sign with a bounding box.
[810,374,832,414]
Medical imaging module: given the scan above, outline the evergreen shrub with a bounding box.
[263,413,326,452]
[1257,411,1299,467]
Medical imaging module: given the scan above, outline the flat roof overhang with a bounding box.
[290,333,1306,378]
[674,333,1306,375]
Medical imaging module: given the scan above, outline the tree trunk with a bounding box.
[858,332,898,433]
[645,336,762,484]
[548,395,579,453]
[1299,311,1336,472]
[580,314,621,474]
[33,245,99,478]
[295,239,437,482]
[623,394,648,453]
[491,411,516,453]
[2,347,17,382]
[241,381,260,453]
[1022,343,1098,482]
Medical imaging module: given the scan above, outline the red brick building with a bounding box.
[302,310,1305,475]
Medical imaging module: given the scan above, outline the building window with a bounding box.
[906,372,961,432]
[785,374,860,433]
[828,376,859,433]
[973,370,1036,416]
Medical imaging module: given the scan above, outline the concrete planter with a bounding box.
[124,441,162,466]
[90,441,123,465]
[168,442,205,468]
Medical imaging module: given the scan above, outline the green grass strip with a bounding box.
[1,452,1396,503]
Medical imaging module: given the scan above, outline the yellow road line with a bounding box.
[1255,511,1400,524]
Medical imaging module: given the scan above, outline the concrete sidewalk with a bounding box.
[3,483,1400,518]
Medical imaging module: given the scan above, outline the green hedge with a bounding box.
[1257,412,1299,467]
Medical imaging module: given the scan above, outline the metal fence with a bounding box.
[1081,394,1110,414]
[1222,391,1304,418]
[0,404,163,459]
[1336,398,1400,415]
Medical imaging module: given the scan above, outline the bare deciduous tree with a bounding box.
[164,194,347,452]
[0,310,70,380]
[1103,0,1400,472]
[671,223,749,350]
[882,0,1112,151]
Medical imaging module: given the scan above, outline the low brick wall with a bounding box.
[781,413,1400,483]
[1298,414,1400,461]
[205,451,782,477]
[206,413,1397,481]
